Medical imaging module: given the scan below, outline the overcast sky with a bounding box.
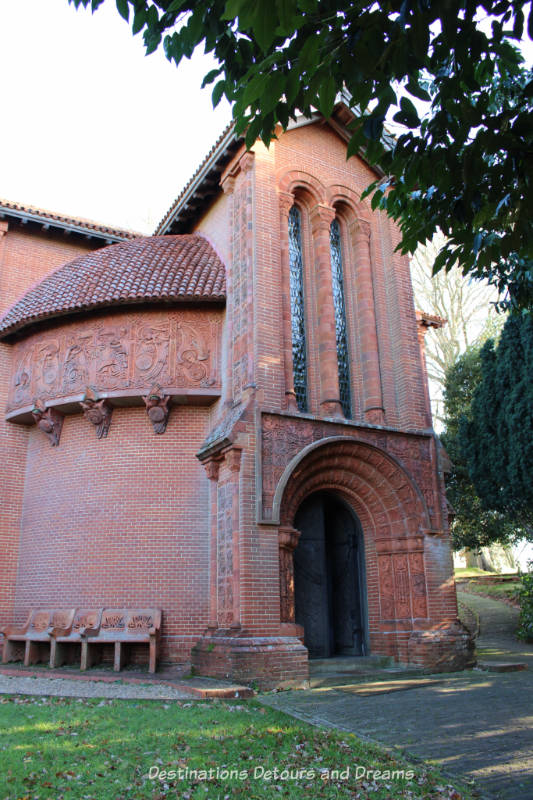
[0,0,232,234]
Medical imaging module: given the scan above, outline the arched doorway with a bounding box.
[294,491,367,659]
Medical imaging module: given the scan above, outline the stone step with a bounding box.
[309,655,394,674]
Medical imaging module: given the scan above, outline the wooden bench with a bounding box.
[1,609,75,666]
[80,608,162,673]
[49,609,103,668]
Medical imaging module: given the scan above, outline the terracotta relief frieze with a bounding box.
[7,309,222,414]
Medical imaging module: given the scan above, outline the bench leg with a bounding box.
[2,638,18,663]
[114,642,125,672]
[149,639,157,673]
[82,641,101,670]
[50,640,66,669]
[80,641,88,671]
[25,640,41,666]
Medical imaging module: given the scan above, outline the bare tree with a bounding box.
[410,232,504,427]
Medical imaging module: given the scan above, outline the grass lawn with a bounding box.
[454,568,493,578]
[458,577,522,605]
[0,694,472,799]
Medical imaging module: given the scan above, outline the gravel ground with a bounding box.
[0,674,193,700]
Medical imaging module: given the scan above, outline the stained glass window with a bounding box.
[288,207,308,412]
[330,219,352,418]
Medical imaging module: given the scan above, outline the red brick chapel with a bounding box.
[0,103,473,687]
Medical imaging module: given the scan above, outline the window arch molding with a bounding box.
[326,184,371,225]
[277,169,327,208]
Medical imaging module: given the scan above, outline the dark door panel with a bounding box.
[294,492,365,658]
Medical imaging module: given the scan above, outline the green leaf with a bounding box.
[298,34,320,73]
[201,68,222,89]
[363,115,384,140]
[187,6,205,46]
[276,0,298,34]
[298,0,317,11]
[318,75,336,118]
[212,80,226,108]
[222,0,247,22]
[166,0,189,12]
[262,71,286,114]
[132,7,146,35]
[286,70,301,105]
[406,78,431,102]
[251,0,278,52]
[400,96,420,125]
[242,73,268,107]
[245,116,263,149]
[116,0,129,22]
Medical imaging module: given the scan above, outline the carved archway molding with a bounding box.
[274,437,434,655]
[272,436,430,532]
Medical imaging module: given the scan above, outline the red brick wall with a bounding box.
[14,404,210,662]
[0,225,99,629]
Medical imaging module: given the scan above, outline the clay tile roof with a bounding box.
[0,198,138,241]
[0,234,226,340]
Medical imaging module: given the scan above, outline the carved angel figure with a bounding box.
[31,404,63,447]
[143,387,170,434]
[80,389,112,439]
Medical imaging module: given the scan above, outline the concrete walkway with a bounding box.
[260,593,533,800]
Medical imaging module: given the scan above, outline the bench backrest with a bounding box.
[71,609,101,633]
[98,608,161,638]
[27,610,52,633]
[27,609,76,636]
[50,610,75,631]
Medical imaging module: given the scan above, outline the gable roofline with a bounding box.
[0,199,139,244]
[155,100,390,237]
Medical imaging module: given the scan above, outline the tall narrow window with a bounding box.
[330,219,352,418]
[288,206,308,412]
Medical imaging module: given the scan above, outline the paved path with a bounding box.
[260,593,533,800]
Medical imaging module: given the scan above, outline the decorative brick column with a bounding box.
[350,219,385,424]
[226,446,242,630]
[278,525,301,621]
[203,457,221,631]
[192,450,308,690]
[310,203,344,418]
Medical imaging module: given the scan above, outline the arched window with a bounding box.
[330,218,352,418]
[288,206,308,412]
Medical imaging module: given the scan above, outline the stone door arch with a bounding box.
[276,437,432,661]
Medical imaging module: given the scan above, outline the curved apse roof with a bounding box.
[0,234,226,340]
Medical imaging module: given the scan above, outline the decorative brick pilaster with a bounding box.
[350,219,385,425]
[278,526,301,623]
[202,456,222,631]
[310,203,344,418]
[226,446,242,630]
